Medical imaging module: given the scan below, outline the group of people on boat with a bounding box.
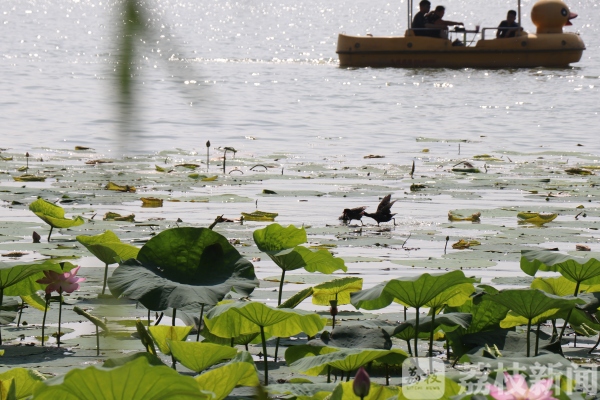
[411,0,520,40]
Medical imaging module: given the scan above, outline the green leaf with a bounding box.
[102,352,165,368]
[195,352,260,400]
[107,227,259,310]
[20,293,47,311]
[73,307,108,332]
[489,289,583,322]
[289,348,407,376]
[350,271,475,310]
[76,231,139,265]
[135,320,157,356]
[28,198,84,229]
[32,356,206,400]
[521,249,600,285]
[205,301,326,338]
[0,368,45,399]
[398,377,464,400]
[253,223,307,252]
[268,246,347,274]
[241,211,278,221]
[279,287,314,309]
[312,277,363,306]
[330,381,399,400]
[266,383,336,398]
[284,345,340,373]
[531,276,579,296]
[168,341,237,373]
[148,326,192,355]
[424,282,475,310]
[386,313,472,336]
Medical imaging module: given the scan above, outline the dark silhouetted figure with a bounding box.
[339,206,367,225]
[364,194,397,226]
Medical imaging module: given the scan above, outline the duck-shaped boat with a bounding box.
[336,0,585,68]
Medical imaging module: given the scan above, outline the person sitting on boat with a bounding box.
[496,10,520,38]
[412,0,432,36]
[425,6,464,38]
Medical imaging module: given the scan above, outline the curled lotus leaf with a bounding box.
[253,223,307,252]
[168,341,237,373]
[312,277,363,306]
[76,230,139,265]
[148,326,192,355]
[289,348,407,376]
[107,227,259,311]
[28,198,84,229]
[195,352,260,400]
[517,212,557,225]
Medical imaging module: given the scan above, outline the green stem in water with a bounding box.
[429,307,437,357]
[96,326,100,356]
[559,281,581,341]
[101,263,109,295]
[414,307,420,357]
[535,323,541,356]
[260,326,268,386]
[147,309,151,327]
[196,304,205,342]
[172,308,176,326]
[57,290,63,348]
[273,269,286,361]
[17,303,24,327]
[526,318,532,357]
[41,294,49,346]
[47,226,54,242]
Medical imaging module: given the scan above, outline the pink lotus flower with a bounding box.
[36,266,86,294]
[353,367,371,399]
[489,372,557,400]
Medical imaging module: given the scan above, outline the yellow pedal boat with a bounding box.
[336,0,585,68]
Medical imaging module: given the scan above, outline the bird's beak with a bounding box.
[566,11,577,26]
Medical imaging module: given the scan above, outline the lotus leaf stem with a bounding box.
[535,323,540,356]
[17,303,24,327]
[0,288,3,345]
[414,307,420,357]
[260,326,268,385]
[172,308,176,326]
[346,371,350,382]
[147,309,151,327]
[273,269,286,360]
[526,318,531,357]
[96,325,100,356]
[403,306,407,321]
[41,294,49,346]
[428,307,437,357]
[558,281,581,341]
[57,290,63,348]
[196,304,205,341]
[385,364,390,386]
[101,263,109,295]
[47,226,54,242]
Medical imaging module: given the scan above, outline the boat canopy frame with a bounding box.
[407,0,522,30]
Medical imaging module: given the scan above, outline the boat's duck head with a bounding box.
[531,0,577,34]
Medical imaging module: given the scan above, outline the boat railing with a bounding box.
[407,27,447,37]
[481,27,521,40]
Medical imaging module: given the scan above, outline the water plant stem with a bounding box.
[414,307,420,357]
[147,309,150,327]
[48,226,54,242]
[96,326,100,356]
[428,307,437,357]
[196,304,205,341]
[17,304,24,327]
[172,308,176,326]
[0,288,3,345]
[41,294,49,346]
[206,140,210,172]
[260,326,268,385]
[526,318,532,357]
[273,269,286,360]
[559,281,581,341]
[57,290,63,348]
[101,263,109,295]
[535,323,540,356]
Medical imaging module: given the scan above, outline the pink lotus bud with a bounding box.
[353,367,370,399]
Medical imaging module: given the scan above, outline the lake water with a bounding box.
[1,0,598,163]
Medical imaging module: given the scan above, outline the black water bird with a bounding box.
[339,206,367,225]
[364,194,397,226]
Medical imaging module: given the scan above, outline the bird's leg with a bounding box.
[393,218,396,226]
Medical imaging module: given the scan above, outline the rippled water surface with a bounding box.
[0,0,598,160]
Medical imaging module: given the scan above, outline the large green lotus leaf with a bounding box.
[424,282,475,310]
[32,357,206,400]
[488,289,584,321]
[397,377,464,400]
[284,345,340,371]
[168,341,237,373]
[279,287,314,309]
[350,271,474,310]
[529,276,600,296]
[199,323,260,346]
[205,301,326,337]
[269,246,347,274]
[195,352,259,400]
[308,326,392,350]
[0,260,77,296]
[107,227,259,310]
[521,249,600,284]
[289,348,407,375]
[500,309,563,328]
[253,223,307,252]
[0,367,45,399]
[387,313,472,337]
[76,231,139,265]
[312,277,363,306]
[28,198,85,229]
[266,383,336,398]
[148,326,192,355]
[102,352,166,368]
[21,293,47,311]
[329,381,399,400]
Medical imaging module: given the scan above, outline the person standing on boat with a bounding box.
[496,10,520,38]
[425,6,464,38]
[412,0,432,36]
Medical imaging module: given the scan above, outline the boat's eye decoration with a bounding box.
[561,7,568,16]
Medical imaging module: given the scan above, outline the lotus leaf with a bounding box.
[330,381,399,400]
[312,277,363,306]
[140,197,163,207]
[517,212,557,225]
[148,326,192,355]
[279,287,314,309]
[489,289,584,356]
[32,356,205,400]
[28,199,84,241]
[102,352,165,368]
[20,293,47,311]
[308,326,392,350]
[521,249,600,286]
[398,377,464,400]
[242,211,278,221]
[289,348,407,376]
[285,345,340,370]
[266,383,336,399]
[107,227,259,311]
[105,182,136,192]
[0,260,76,297]
[76,230,139,295]
[0,368,45,399]
[253,223,307,252]
[168,341,237,373]
[194,352,260,400]
[13,174,46,182]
